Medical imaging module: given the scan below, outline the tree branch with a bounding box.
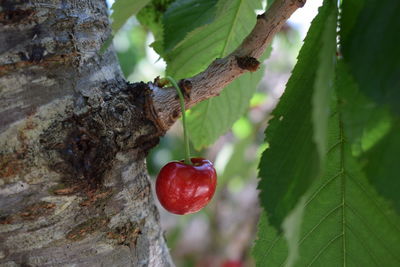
[149,0,307,132]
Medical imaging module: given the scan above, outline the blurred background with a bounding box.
[108,1,322,266]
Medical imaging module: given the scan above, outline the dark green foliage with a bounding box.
[111,0,150,33]
[257,0,336,230]
[136,0,175,55]
[336,60,400,214]
[163,0,218,52]
[254,82,400,265]
[341,0,400,114]
[362,121,400,213]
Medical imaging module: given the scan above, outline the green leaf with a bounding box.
[136,0,175,56]
[312,4,337,159]
[257,0,335,229]
[217,118,264,188]
[218,134,254,185]
[341,0,400,114]
[338,0,400,213]
[165,0,263,149]
[339,0,363,42]
[253,90,400,266]
[335,60,400,213]
[188,66,265,149]
[166,0,262,78]
[362,121,400,213]
[253,211,286,265]
[163,0,218,52]
[111,0,150,34]
[335,61,393,156]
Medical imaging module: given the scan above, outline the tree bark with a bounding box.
[0,0,305,266]
[0,1,172,266]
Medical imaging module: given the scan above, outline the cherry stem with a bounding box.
[166,76,191,165]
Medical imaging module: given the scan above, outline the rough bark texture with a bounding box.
[0,0,172,266]
[0,0,306,266]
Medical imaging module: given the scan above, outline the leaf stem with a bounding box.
[166,76,191,165]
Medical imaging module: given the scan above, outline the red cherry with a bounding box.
[221,260,243,267]
[156,158,217,215]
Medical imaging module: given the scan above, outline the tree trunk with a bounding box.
[0,0,172,266]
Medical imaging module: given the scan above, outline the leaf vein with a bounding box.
[306,233,343,267]
[305,171,343,206]
[299,204,342,245]
[345,223,380,266]
[262,234,283,262]
[345,203,400,262]
[346,173,400,234]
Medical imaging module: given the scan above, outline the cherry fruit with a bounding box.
[155,77,217,214]
[156,158,217,215]
[221,260,243,267]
